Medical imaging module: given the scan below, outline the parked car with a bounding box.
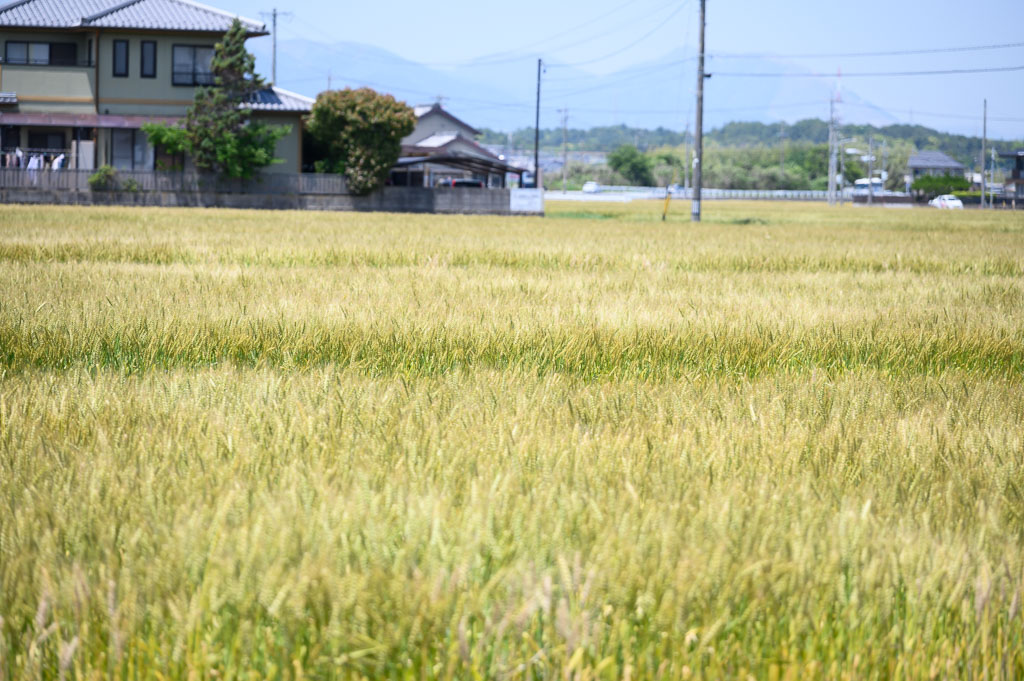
[451,178,485,188]
[582,181,600,193]
[928,194,963,210]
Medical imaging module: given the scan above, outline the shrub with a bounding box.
[305,88,416,195]
[911,173,970,199]
[88,165,117,191]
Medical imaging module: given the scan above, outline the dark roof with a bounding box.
[248,86,313,112]
[907,150,964,170]
[0,0,265,33]
[393,153,524,176]
[997,149,1024,158]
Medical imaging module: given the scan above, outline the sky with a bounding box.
[214,0,1024,138]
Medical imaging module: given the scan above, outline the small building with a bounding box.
[391,103,523,188]
[999,149,1024,199]
[907,150,965,179]
[0,0,309,173]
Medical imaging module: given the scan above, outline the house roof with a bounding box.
[0,0,265,33]
[413,103,479,136]
[907,150,964,170]
[249,86,313,113]
[403,132,501,161]
[998,149,1024,158]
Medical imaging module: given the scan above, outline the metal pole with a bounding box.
[827,99,837,205]
[560,108,568,193]
[683,119,690,191]
[691,0,706,222]
[839,143,845,206]
[867,136,873,205]
[533,58,542,189]
[271,8,277,86]
[981,99,987,209]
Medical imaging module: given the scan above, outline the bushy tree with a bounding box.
[143,18,286,179]
[911,173,970,199]
[608,144,654,186]
[305,88,416,195]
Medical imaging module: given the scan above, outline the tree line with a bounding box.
[479,120,1023,175]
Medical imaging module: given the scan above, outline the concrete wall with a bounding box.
[0,186,525,215]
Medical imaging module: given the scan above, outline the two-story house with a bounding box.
[0,0,310,173]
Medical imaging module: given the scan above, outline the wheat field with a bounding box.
[1,200,1022,680]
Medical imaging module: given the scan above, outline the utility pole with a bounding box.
[327,69,331,90]
[692,0,707,222]
[779,121,785,175]
[881,139,888,190]
[981,99,987,209]
[559,109,568,193]
[839,144,846,206]
[867,136,874,206]
[260,8,291,86]
[827,99,837,206]
[683,119,691,191]
[533,58,542,189]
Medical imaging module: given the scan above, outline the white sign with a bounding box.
[510,188,544,214]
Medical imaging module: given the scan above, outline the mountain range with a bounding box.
[248,38,1012,139]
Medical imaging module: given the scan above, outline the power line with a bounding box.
[709,40,1024,60]
[548,1,691,68]
[714,64,1024,77]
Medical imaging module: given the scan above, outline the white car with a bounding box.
[929,194,963,210]
[582,181,600,193]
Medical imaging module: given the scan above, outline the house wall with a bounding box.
[0,29,96,113]
[403,112,476,145]
[254,112,302,174]
[96,31,212,116]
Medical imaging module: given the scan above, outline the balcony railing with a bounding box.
[0,168,348,194]
[0,58,94,67]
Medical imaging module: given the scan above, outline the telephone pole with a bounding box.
[827,99,837,205]
[692,0,707,222]
[981,99,987,209]
[533,58,542,189]
[867,136,874,206]
[260,8,292,86]
[779,121,786,175]
[559,108,568,193]
[683,118,691,191]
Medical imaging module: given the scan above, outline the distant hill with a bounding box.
[478,119,1024,169]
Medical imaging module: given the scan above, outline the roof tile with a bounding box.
[0,0,264,32]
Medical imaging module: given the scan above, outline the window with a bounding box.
[111,129,153,170]
[28,131,67,150]
[172,45,214,86]
[112,40,128,77]
[28,42,49,64]
[4,41,77,65]
[140,40,156,78]
[4,42,27,63]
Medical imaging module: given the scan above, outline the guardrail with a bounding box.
[0,168,349,195]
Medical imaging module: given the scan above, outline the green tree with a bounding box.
[608,144,654,186]
[911,174,970,199]
[143,18,286,179]
[305,87,416,195]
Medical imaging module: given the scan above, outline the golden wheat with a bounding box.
[1,201,1022,679]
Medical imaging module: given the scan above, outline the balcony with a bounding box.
[0,63,96,113]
